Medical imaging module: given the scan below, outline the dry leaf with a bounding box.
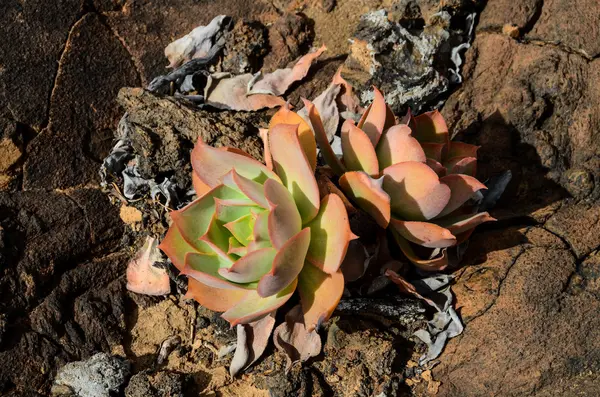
[165,15,229,68]
[203,46,326,111]
[126,236,170,296]
[230,313,276,377]
[273,305,322,372]
[248,45,327,96]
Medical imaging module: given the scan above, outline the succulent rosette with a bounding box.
[159,123,353,330]
[302,88,494,271]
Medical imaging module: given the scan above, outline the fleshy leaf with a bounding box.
[191,139,279,188]
[302,98,346,175]
[258,128,273,170]
[170,184,244,252]
[269,123,320,223]
[410,110,449,146]
[298,81,341,145]
[376,124,426,170]
[183,252,239,290]
[214,197,258,224]
[221,170,269,208]
[339,171,391,228]
[420,143,445,162]
[341,119,379,176]
[264,179,302,249]
[392,229,448,271]
[273,305,322,373]
[435,212,495,235]
[222,278,297,326]
[184,278,247,312]
[192,171,212,197]
[159,224,196,271]
[257,228,311,297]
[305,194,353,274]
[297,264,344,331]
[446,156,477,176]
[447,142,479,160]
[126,237,170,296]
[426,158,447,177]
[270,103,317,171]
[223,213,255,246]
[390,218,456,248]
[438,174,487,218]
[230,313,276,377]
[357,87,386,146]
[228,237,248,256]
[219,248,277,283]
[383,162,451,221]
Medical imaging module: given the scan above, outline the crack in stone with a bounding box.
[97,13,145,86]
[42,5,90,131]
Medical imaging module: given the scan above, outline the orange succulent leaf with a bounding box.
[410,110,449,147]
[357,87,386,146]
[305,194,353,274]
[438,174,487,218]
[158,224,196,271]
[420,142,445,162]
[269,123,320,224]
[339,171,391,228]
[341,119,380,176]
[447,142,479,160]
[435,211,496,236]
[191,139,279,187]
[376,124,426,170]
[382,161,451,221]
[390,218,457,249]
[222,278,297,326]
[298,264,345,331]
[264,178,302,250]
[269,103,317,171]
[219,247,276,283]
[426,158,447,177]
[185,279,247,313]
[446,156,477,176]
[302,98,346,175]
[257,228,311,298]
[258,128,273,170]
[192,170,212,197]
[221,170,269,209]
[392,229,449,271]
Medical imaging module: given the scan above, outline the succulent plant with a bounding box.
[302,88,494,271]
[159,117,353,330]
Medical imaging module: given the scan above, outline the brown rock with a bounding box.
[262,13,314,71]
[545,203,600,259]
[442,32,600,202]
[435,224,600,396]
[478,0,542,31]
[23,14,139,190]
[0,0,83,129]
[528,0,600,58]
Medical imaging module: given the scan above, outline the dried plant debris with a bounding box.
[230,313,276,377]
[126,236,170,296]
[342,4,478,114]
[273,305,322,373]
[165,15,231,69]
[149,15,327,111]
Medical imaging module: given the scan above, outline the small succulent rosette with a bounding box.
[159,121,353,330]
[302,88,494,271]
